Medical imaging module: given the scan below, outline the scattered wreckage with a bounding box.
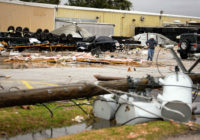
[0,25,118,53]
[0,25,77,52]
[134,33,177,47]
[0,46,200,125]
[4,52,142,66]
[1,25,182,55]
[0,25,200,126]
[0,25,144,54]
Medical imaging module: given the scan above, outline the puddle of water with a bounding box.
[0,116,199,140]
[0,119,114,140]
[0,123,91,140]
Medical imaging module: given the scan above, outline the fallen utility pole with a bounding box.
[0,82,103,108]
[0,73,199,108]
[94,74,200,84]
[0,77,158,108]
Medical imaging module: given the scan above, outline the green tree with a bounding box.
[20,0,60,5]
[67,0,132,10]
[113,0,132,10]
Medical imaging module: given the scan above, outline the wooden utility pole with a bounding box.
[0,77,153,108]
[0,74,199,108]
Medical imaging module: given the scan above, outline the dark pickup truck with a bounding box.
[178,33,200,59]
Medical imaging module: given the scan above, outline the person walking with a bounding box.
[146,35,157,61]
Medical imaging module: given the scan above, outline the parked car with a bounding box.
[178,33,200,59]
[76,36,116,53]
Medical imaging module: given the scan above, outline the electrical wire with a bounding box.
[156,48,164,77]
[128,83,199,90]
[71,99,89,116]
[162,84,198,89]
[93,83,163,118]
[52,103,92,111]
[109,89,153,100]
[42,103,54,118]
[120,117,162,126]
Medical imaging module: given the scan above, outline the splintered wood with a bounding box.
[4,53,141,66]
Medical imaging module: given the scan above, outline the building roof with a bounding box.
[1,0,200,19]
[0,0,55,9]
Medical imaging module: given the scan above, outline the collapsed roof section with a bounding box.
[51,24,92,38]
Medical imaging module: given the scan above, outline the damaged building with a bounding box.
[0,0,200,38]
[0,1,200,139]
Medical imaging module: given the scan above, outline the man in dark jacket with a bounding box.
[146,35,157,61]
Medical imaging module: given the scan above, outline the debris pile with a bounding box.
[134,33,176,47]
[0,25,90,52]
[4,52,143,66]
[0,25,119,52]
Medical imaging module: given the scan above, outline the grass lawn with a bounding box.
[0,100,198,140]
[0,100,92,137]
[51,121,190,140]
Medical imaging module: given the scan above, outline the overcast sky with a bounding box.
[60,0,200,17]
[131,0,200,17]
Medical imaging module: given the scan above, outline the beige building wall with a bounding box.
[0,2,55,32]
[56,8,200,37]
[0,0,200,37]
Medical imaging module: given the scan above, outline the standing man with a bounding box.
[146,35,157,61]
